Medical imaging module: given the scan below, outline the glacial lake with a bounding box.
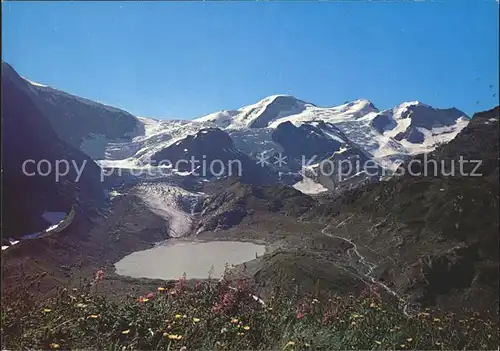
[115,241,266,280]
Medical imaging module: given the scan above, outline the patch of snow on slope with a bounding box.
[293,175,328,195]
[23,77,48,87]
[20,211,70,240]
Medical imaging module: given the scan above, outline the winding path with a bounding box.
[321,224,416,316]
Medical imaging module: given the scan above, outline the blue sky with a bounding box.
[2,1,498,119]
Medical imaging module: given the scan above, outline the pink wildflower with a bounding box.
[194,280,203,291]
[95,269,104,281]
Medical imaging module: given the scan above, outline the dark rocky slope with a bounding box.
[2,63,105,240]
[307,105,499,316]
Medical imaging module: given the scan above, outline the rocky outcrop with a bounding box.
[272,121,345,161]
[150,128,278,185]
[196,180,315,233]
[306,146,381,191]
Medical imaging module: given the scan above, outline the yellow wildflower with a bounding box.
[193,318,201,323]
[370,302,377,308]
[157,287,166,291]
[49,343,60,349]
[231,318,239,324]
[43,308,52,313]
[433,318,441,322]
[286,341,296,346]
[76,303,87,308]
[122,329,131,335]
[375,340,382,345]
[175,314,183,319]
[238,332,244,336]
[243,326,250,331]
[166,334,183,340]
[88,314,99,319]
[407,338,413,342]
[400,345,406,348]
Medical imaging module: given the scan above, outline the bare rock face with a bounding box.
[151,128,279,185]
[272,121,345,161]
[196,180,315,234]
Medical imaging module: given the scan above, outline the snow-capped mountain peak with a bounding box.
[196,94,312,129]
